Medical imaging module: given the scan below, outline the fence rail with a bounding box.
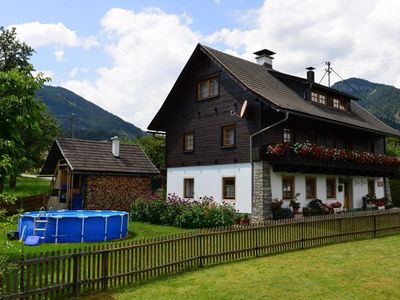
[2,209,400,299]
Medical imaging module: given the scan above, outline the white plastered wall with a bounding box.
[270,169,384,210]
[167,163,252,213]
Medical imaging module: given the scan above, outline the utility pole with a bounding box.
[325,61,332,87]
[70,113,75,138]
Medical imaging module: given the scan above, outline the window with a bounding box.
[222,177,235,199]
[333,98,347,110]
[283,129,292,143]
[197,76,219,100]
[311,92,326,104]
[326,178,336,199]
[368,179,375,195]
[184,178,194,198]
[282,177,295,199]
[183,131,194,152]
[222,124,235,147]
[306,177,317,199]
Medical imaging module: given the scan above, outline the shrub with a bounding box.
[130,193,236,229]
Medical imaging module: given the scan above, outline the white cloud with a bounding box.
[9,21,99,50]
[54,50,64,61]
[63,1,400,130]
[32,69,54,79]
[205,0,400,87]
[68,67,89,78]
[64,7,200,130]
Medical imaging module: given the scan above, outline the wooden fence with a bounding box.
[0,194,47,215]
[2,209,400,299]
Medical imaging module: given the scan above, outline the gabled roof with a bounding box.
[200,45,399,137]
[40,138,159,175]
[148,44,399,137]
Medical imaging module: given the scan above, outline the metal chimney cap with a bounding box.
[306,67,315,71]
[253,49,276,57]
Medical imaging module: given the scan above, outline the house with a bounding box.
[40,137,159,211]
[148,44,400,221]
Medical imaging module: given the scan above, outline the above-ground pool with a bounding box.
[18,210,129,243]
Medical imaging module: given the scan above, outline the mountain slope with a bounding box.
[36,85,144,140]
[332,78,400,130]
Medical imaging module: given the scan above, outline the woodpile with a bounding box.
[85,175,151,211]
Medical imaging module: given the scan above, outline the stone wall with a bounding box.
[251,161,273,222]
[384,177,392,204]
[85,175,151,211]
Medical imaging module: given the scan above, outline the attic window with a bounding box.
[311,92,326,105]
[333,98,347,111]
[197,76,219,100]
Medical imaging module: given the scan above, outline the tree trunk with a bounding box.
[9,175,17,189]
[0,176,4,193]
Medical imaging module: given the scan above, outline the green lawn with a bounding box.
[81,234,400,300]
[2,176,50,198]
[0,221,187,259]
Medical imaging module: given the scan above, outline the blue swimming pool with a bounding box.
[18,210,129,243]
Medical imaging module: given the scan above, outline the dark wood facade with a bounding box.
[164,51,259,167]
[161,49,387,169]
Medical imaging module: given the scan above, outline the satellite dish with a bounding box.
[239,100,248,118]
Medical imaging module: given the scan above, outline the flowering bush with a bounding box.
[328,201,342,209]
[130,193,236,229]
[266,143,400,166]
[270,198,293,220]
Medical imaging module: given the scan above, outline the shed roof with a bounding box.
[40,138,159,175]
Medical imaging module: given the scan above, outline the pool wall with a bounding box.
[18,210,129,243]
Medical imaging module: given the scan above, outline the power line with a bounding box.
[330,66,399,125]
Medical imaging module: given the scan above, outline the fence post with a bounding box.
[72,252,81,297]
[102,248,109,290]
[255,226,259,257]
[374,214,377,238]
[198,232,203,268]
[19,255,25,294]
[301,220,305,249]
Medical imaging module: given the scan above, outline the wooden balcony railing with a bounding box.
[266,151,400,178]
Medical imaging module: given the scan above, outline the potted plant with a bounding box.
[289,199,301,214]
[329,201,342,213]
[241,213,250,225]
[234,214,242,225]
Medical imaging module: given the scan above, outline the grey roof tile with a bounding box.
[41,138,159,175]
[201,45,400,136]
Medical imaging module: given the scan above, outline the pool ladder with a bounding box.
[33,208,50,240]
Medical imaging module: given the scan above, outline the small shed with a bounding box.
[40,137,159,211]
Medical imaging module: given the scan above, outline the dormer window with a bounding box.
[333,98,347,111]
[311,92,326,105]
[197,76,219,100]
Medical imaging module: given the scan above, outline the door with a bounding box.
[344,182,351,210]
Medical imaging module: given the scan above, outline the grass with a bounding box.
[0,221,187,258]
[2,176,50,198]
[81,234,400,300]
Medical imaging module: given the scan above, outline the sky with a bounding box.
[2,0,400,130]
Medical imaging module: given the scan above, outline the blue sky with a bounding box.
[2,0,400,129]
[2,0,262,84]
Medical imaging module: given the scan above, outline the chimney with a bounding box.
[111,136,120,158]
[253,49,276,69]
[306,67,315,83]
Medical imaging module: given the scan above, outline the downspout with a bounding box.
[250,110,289,216]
